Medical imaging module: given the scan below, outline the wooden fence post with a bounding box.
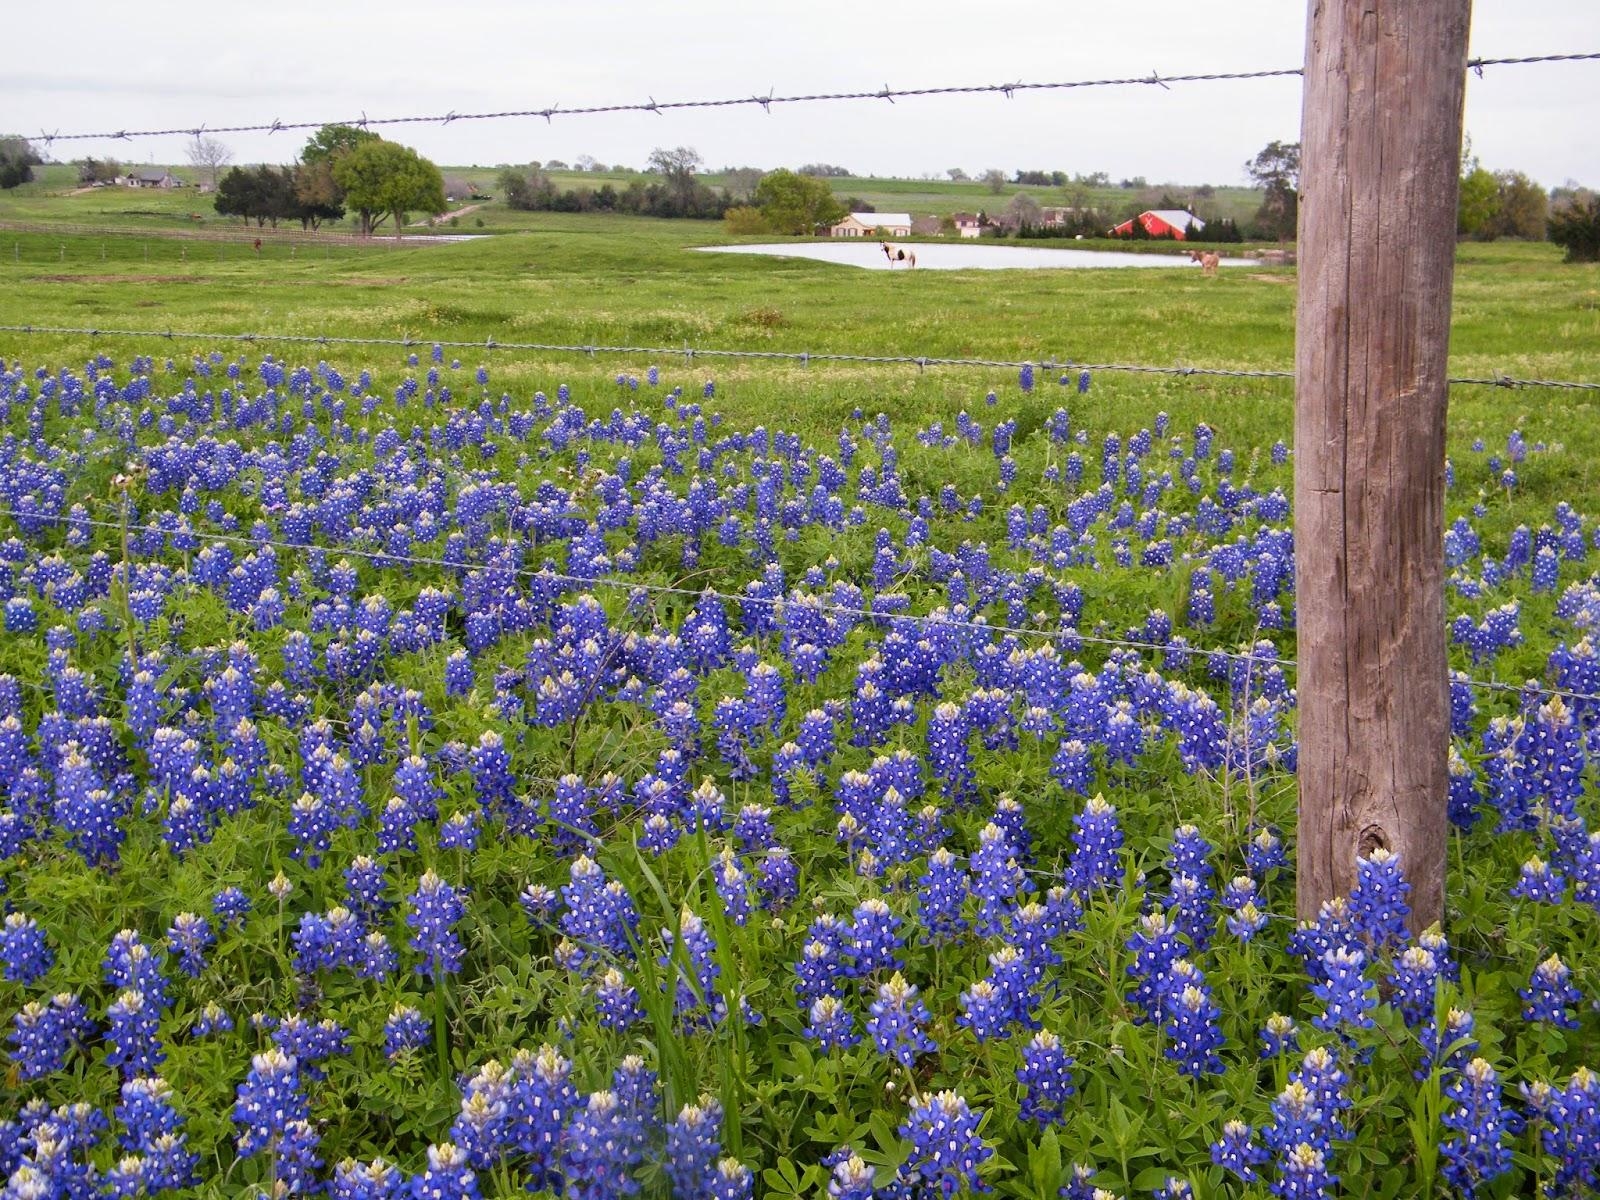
[1295,0,1471,931]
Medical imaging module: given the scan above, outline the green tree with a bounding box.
[647,146,703,211]
[1488,170,1548,240]
[752,169,845,235]
[332,140,446,236]
[1245,140,1300,241]
[0,136,41,190]
[290,161,345,230]
[213,165,295,227]
[301,123,381,165]
[1549,196,1600,262]
[1458,166,1499,238]
[982,168,1007,195]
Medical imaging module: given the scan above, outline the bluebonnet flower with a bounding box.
[805,996,860,1052]
[10,993,92,1080]
[666,1099,723,1199]
[1419,1008,1478,1081]
[407,870,466,980]
[106,989,165,1078]
[1386,946,1442,1028]
[233,1048,309,1157]
[1260,1012,1299,1059]
[329,1157,403,1200]
[1247,827,1287,878]
[849,897,905,975]
[0,912,53,984]
[1511,856,1566,903]
[826,1149,876,1200]
[164,912,212,978]
[561,1090,645,1200]
[213,887,251,929]
[710,1158,753,1200]
[866,972,938,1066]
[1439,1058,1516,1198]
[412,1142,481,1200]
[956,979,1012,1042]
[1274,1142,1338,1199]
[1211,1120,1269,1184]
[596,968,644,1031]
[1164,978,1226,1077]
[116,1076,183,1151]
[1535,1066,1600,1198]
[191,1000,233,1037]
[1066,795,1123,894]
[898,1091,992,1197]
[1312,946,1376,1033]
[1016,1030,1075,1127]
[1348,848,1410,948]
[1521,954,1582,1028]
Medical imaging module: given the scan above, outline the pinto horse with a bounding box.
[1187,247,1220,277]
[881,241,917,269]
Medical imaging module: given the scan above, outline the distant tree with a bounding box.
[1074,171,1110,187]
[1549,195,1600,262]
[574,154,600,172]
[723,206,770,235]
[0,136,41,189]
[1245,140,1300,241]
[1118,176,1148,190]
[76,158,121,185]
[1457,164,1499,238]
[301,124,380,165]
[648,146,704,209]
[332,140,446,235]
[185,135,233,188]
[213,165,294,227]
[543,159,569,171]
[797,163,853,178]
[721,167,763,203]
[290,161,345,229]
[997,192,1042,233]
[982,169,1006,195]
[1488,171,1548,240]
[841,198,874,214]
[947,167,969,181]
[753,169,845,234]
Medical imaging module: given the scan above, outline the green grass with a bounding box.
[0,202,1596,480]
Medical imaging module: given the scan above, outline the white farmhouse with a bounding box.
[830,212,913,238]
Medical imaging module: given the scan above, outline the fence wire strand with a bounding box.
[2,323,1596,392]
[2,506,1598,710]
[24,52,1600,144]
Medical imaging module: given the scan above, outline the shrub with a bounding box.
[1549,197,1600,262]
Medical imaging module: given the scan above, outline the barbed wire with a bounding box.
[2,323,1596,392]
[3,505,1598,709]
[24,53,1600,145]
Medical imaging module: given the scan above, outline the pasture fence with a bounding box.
[26,52,1599,144]
[1,323,1597,391]
[0,220,445,248]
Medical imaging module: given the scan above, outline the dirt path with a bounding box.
[411,202,487,227]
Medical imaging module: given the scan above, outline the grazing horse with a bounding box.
[1188,247,1220,277]
[881,241,917,269]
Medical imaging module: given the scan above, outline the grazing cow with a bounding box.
[880,241,917,269]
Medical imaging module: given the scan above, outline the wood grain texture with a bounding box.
[1294,0,1470,929]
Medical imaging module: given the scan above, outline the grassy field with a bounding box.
[1,186,1597,474]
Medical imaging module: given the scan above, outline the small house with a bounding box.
[830,212,913,238]
[127,170,184,189]
[952,213,983,239]
[1109,209,1205,239]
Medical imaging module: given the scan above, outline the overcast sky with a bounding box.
[9,0,1597,188]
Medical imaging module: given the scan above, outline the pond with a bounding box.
[698,241,1256,271]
